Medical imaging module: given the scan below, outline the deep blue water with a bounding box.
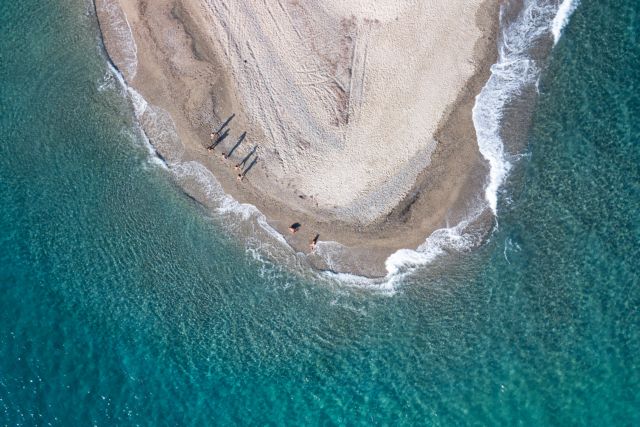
[1,0,638,425]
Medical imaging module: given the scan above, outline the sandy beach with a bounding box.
[95,0,500,277]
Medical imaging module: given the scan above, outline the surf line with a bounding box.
[365,0,583,284]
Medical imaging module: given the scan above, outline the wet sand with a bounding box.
[95,0,500,277]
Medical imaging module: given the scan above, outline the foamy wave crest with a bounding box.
[552,0,580,44]
[172,161,231,204]
[140,134,169,169]
[473,0,564,213]
[101,63,167,169]
[317,215,484,293]
[386,219,479,275]
[317,247,399,293]
[97,69,116,93]
[172,161,289,247]
[96,0,138,80]
[339,0,574,288]
[127,87,147,117]
[125,87,184,164]
[321,271,398,295]
[98,58,128,96]
[172,163,289,251]
[99,11,181,169]
[124,87,164,167]
[100,48,299,276]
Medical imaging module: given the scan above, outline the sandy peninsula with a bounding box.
[95,0,500,277]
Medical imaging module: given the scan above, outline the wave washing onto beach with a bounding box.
[474,0,567,214]
[99,0,579,291]
[326,0,580,288]
[316,217,485,292]
[552,0,581,44]
[107,72,303,268]
[94,0,137,80]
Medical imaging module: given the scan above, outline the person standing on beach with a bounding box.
[310,234,319,251]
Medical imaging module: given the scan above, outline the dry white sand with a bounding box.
[201,0,488,224]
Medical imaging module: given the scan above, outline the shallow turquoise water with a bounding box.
[1,0,639,425]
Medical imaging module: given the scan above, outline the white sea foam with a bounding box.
[121,88,168,169]
[295,225,471,292]
[177,162,258,222]
[473,0,558,214]
[315,217,481,293]
[124,85,185,165]
[386,219,479,275]
[172,161,228,202]
[106,62,126,88]
[96,0,138,80]
[102,63,167,169]
[334,0,575,290]
[473,0,579,213]
[255,215,289,246]
[172,161,290,247]
[552,0,580,44]
[97,69,116,93]
[104,54,293,266]
[321,271,398,295]
[127,87,148,117]
[139,132,168,169]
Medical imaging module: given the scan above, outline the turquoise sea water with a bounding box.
[1,0,639,424]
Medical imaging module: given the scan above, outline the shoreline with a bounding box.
[94,0,501,277]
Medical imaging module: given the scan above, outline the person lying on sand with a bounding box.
[210,131,216,140]
[237,173,245,181]
[221,152,228,160]
[234,164,241,171]
[288,223,301,234]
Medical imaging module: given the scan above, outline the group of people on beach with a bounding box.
[208,119,256,182]
[208,116,320,252]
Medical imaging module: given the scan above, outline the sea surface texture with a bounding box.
[1,0,639,425]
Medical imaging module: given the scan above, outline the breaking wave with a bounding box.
[336,0,581,289]
[95,0,138,80]
[552,0,580,44]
